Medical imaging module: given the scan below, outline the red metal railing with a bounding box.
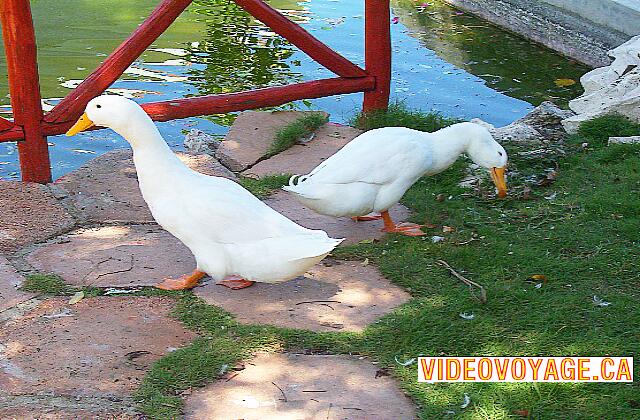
[0,0,391,183]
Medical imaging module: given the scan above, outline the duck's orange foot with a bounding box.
[351,214,383,222]
[217,275,255,290]
[155,270,206,290]
[382,222,427,237]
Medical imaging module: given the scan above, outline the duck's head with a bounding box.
[66,95,149,138]
[464,123,508,198]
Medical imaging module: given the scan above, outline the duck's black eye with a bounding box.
[498,151,503,156]
[96,104,102,109]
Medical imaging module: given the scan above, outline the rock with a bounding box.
[242,123,363,178]
[0,181,76,253]
[184,129,221,154]
[184,353,417,419]
[563,35,640,133]
[0,256,35,312]
[514,101,574,140]
[471,118,543,143]
[215,110,329,172]
[609,135,640,145]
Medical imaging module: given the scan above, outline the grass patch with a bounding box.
[577,113,640,146]
[238,174,291,199]
[266,112,328,157]
[350,101,460,132]
[136,113,640,419]
[21,273,69,295]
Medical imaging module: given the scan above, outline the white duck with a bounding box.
[66,95,342,290]
[283,122,508,236]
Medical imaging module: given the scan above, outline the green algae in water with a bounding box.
[392,0,591,106]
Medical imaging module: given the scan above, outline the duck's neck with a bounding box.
[117,117,184,172]
[424,124,471,175]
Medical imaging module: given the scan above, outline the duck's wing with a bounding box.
[158,174,332,245]
[295,127,428,186]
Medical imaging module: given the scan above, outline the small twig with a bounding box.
[94,255,135,279]
[295,300,341,306]
[271,381,287,402]
[343,407,364,411]
[437,259,487,304]
[224,372,240,382]
[453,237,477,246]
[326,402,333,420]
[302,390,328,393]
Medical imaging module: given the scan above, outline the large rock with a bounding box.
[0,181,75,253]
[56,149,235,223]
[563,35,640,133]
[184,129,221,154]
[215,110,329,172]
[184,352,417,419]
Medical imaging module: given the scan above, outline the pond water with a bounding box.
[0,0,589,180]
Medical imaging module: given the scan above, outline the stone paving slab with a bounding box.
[25,225,195,288]
[265,191,411,246]
[0,296,195,397]
[195,259,410,332]
[216,110,329,172]
[242,123,363,178]
[0,256,35,313]
[0,397,137,420]
[0,181,75,254]
[184,352,416,419]
[56,149,236,223]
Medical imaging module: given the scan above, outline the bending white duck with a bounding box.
[66,95,342,290]
[283,122,508,236]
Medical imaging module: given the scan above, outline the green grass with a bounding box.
[351,101,461,132]
[21,274,70,295]
[129,113,640,419]
[238,174,291,198]
[577,114,640,146]
[266,112,329,157]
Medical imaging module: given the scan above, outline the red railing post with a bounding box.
[0,0,51,183]
[363,0,391,113]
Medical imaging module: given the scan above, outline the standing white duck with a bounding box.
[66,95,342,290]
[283,122,508,236]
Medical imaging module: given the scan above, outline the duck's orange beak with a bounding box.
[490,167,507,198]
[66,113,94,136]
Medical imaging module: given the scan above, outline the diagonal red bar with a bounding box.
[233,0,366,78]
[0,116,14,131]
[44,0,193,124]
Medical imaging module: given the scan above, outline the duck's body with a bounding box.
[283,123,508,235]
[67,96,341,289]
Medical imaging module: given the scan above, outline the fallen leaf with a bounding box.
[443,226,455,233]
[358,238,375,244]
[68,291,84,305]
[436,193,446,202]
[554,78,576,87]
[361,258,370,266]
[513,409,530,417]
[527,274,548,283]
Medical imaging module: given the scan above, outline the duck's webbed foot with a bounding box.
[217,275,255,290]
[380,210,426,237]
[156,270,206,290]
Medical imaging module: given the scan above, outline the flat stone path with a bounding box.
[0,297,195,418]
[25,225,195,288]
[195,259,410,332]
[184,352,416,419]
[0,111,418,418]
[0,256,34,312]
